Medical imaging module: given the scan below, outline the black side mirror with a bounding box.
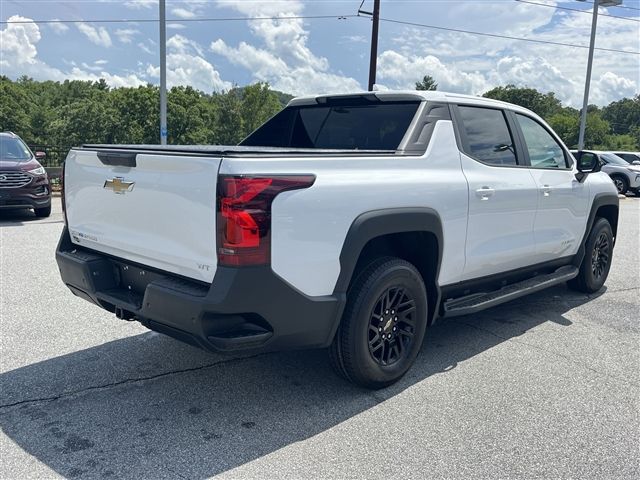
[575,151,600,182]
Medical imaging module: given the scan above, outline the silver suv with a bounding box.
[572,150,640,195]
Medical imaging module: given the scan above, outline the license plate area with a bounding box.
[113,261,164,295]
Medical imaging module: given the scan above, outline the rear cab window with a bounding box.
[455,105,518,166]
[240,99,421,151]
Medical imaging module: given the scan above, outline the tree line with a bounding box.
[1,75,638,167]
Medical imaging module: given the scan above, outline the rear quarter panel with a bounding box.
[219,121,469,297]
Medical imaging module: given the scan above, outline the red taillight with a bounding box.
[217,175,315,266]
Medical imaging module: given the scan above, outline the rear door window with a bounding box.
[457,106,518,166]
[241,101,420,150]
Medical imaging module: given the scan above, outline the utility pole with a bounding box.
[159,0,167,145]
[576,0,622,151]
[367,0,381,91]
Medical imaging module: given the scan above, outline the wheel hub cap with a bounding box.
[368,287,416,366]
[591,232,609,279]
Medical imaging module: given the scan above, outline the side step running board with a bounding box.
[443,265,579,318]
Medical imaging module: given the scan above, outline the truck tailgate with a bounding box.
[64,149,221,283]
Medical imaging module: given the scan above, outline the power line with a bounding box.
[515,0,640,22]
[378,16,640,55]
[0,14,357,25]
[2,10,638,56]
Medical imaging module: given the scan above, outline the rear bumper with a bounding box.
[56,228,344,353]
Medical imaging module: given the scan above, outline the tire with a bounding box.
[611,175,628,195]
[34,205,51,218]
[329,257,429,389]
[568,218,613,293]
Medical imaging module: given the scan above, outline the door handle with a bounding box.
[475,186,495,200]
[541,185,551,197]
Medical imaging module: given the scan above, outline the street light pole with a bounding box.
[577,0,622,151]
[367,0,381,91]
[159,0,167,145]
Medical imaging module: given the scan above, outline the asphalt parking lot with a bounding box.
[0,197,638,479]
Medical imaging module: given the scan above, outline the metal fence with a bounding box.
[29,145,74,167]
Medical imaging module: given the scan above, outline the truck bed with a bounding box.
[81,144,396,157]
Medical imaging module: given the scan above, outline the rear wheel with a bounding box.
[568,218,613,293]
[330,257,428,389]
[611,175,628,195]
[34,205,51,218]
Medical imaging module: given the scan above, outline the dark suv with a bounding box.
[0,132,51,217]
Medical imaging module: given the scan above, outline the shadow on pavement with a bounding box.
[0,286,601,479]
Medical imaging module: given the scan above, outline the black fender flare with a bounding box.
[329,208,444,335]
[572,192,619,267]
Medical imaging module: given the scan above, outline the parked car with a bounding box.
[571,150,640,195]
[611,151,640,165]
[0,132,51,217]
[57,91,618,388]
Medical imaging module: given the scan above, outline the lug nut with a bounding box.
[393,326,397,331]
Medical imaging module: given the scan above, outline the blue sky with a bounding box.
[1,0,639,106]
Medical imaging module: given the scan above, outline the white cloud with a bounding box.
[381,1,640,106]
[0,15,41,66]
[377,50,489,94]
[171,8,196,19]
[95,59,108,65]
[591,72,639,105]
[68,67,146,88]
[210,0,361,94]
[115,28,139,44]
[167,23,187,30]
[49,20,69,35]
[145,34,231,92]
[0,16,144,88]
[77,23,112,48]
[123,0,157,9]
[138,42,154,55]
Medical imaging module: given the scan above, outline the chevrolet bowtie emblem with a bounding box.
[104,177,135,194]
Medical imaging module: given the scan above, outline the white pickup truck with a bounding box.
[57,91,619,388]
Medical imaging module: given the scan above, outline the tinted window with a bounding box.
[241,101,420,150]
[516,114,567,169]
[458,106,517,166]
[0,136,32,160]
[615,153,639,163]
[601,153,629,166]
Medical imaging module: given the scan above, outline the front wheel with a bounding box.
[611,175,628,195]
[568,218,613,293]
[330,257,428,389]
[34,205,51,218]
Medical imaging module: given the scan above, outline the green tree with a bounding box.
[415,75,438,91]
[548,110,611,149]
[482,85,563,119]
[0,77,33,137]
[213,88,244,145]
[239,82,282,136]
[601,96,640,136]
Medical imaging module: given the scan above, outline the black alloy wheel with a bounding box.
[591,231,610,280]
[329,257,428,389]
[568,217,613,293]
[368,287,416,366]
